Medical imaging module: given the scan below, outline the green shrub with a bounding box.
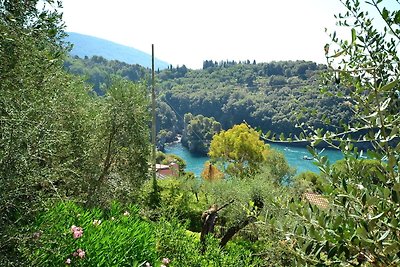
[21,201,157,266]
[292,171,326,195]
[140,177,205,231]
[155,217,262,267]
[201,173,296,266]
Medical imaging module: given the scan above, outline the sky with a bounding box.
[61,0,360,69]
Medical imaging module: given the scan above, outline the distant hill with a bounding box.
[66,32,169,69]
[65,55,357,148]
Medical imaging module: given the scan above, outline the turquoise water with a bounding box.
[269,143,343,174]
[164,143,209,176]
[164,142,344,177]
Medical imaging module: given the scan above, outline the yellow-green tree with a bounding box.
[209,123,269,177]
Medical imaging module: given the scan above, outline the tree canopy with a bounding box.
[209,123,270,178]
[0,2,151,263]
[182,113,222,154]
[283,0,400,265]
[65,56,355,147]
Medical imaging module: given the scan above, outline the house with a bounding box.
[156,162,179,179]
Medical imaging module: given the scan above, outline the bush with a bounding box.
[21,201,157,266]
[155,217,262,267]
[140,177,205,232]
[293,171,326,195]
[202,173,296,266]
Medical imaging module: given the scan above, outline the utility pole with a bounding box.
[151,44,156,181]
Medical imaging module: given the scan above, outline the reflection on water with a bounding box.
[164,142,343,177]
[269,144,343,174]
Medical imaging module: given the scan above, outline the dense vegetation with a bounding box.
[64,55,149,95]
[280,0,400,264]
[159,60,353,137]
[64,50,355,152]
[1,0,150,264]
[1,0,399,266]
[181,113,222,154]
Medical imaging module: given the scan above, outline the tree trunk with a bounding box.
[200,206,218,250]
[219,216,256,248]
[200,200,234,252]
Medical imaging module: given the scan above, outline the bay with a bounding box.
[269,143,343,174]
[164,142,344,177]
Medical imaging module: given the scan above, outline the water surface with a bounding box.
[164,142,343,177]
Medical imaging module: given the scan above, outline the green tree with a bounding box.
[182,113,222,154]
[292,171,326,195]
[88,77,150,206]
[264,149,294,184]
[0,2,152,263]
[202,171,296,266]
[1,0,77,263]
[285,1,400,265]
[156,101,178,144]
[209,123,270,178]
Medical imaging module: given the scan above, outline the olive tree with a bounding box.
[284,1,400,265]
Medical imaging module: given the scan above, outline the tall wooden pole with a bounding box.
[151,44,156,181]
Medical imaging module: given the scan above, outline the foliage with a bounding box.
[156,101,179,145]
[6,1,398,266]
[20,201,157,266]
[66,56,354,142]
[181,113,222,154]
[155,217,263,267]
[87,77,150,206]
[202,171,296,266]
[1,1,72,263]
[0,2,151,264]
[140,177,205,231]
[65,55,149,95]
[264,148,295,184]
[292,171,327,195]
[208,123,270,178]
[332,158,385,185]
[284,0,400,265]
[160,60,352,139]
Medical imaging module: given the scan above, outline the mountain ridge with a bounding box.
[66,32,169,69]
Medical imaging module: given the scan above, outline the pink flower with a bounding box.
[70,225,83,239]
[65,258,71,264]
[77,248,85,259]
[162,258,170,265]
[73,248,85,259]
[73,232,82,239]
[70,225,77,232]
[73,231,83,239]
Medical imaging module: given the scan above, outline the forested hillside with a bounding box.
[158,60,353,136]
[65,56,354,149]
